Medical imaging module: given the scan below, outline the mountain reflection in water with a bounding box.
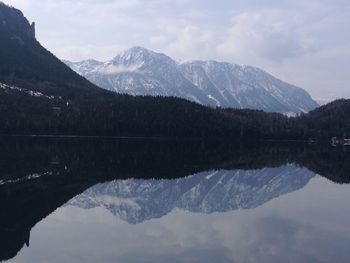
[0,138,350,262]
[67,166,314,224]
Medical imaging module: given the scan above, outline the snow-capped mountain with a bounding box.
[65,47,214,106]
[180,61,318,114]
[64,47,318,114]
[67,165,315,224]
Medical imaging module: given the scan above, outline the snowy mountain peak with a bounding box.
[118,46,157,58]
[64,47,318,114]
[112,46,172,68]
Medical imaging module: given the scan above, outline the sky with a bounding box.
[3,0,350,101]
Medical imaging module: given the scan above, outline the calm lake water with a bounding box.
[1,138,350,263]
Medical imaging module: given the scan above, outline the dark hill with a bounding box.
[298,99,350,138]
[0,2,97,92]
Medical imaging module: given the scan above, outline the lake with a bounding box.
[1,138,350,263]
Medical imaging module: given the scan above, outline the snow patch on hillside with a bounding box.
[0,82,55,99]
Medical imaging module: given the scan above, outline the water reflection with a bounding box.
[67,166,314,224]
[0,138,349,262]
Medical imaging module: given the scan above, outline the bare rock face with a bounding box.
[30,21,35,39]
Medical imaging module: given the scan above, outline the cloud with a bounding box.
[216,9,315,63]
[98,64,141,74]
[3,0,350,99]
[53,44,124,62]
[110,0,140,9]
[150,35,168,45]
[163,25,215,60]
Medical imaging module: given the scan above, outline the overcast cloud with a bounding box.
[4,0,350,101]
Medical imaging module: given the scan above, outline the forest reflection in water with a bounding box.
[0,137,350,262]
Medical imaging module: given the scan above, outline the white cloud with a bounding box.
[216,9,315,63]
[150,35,168,45]
[3,0,350,99]
[53,44,125,62]
[164,25,215,60]
[98,64,141,74]
[4,0,26,6]
[110,0,140,9]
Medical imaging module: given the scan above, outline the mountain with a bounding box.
[67,165,315,224]
[0,3,349,140]
[65,47,215,106]
[0,3,98,92]
[64,47,318,114]
[0,3,269,139]
[0,3,250,139]
[180,60,318,114]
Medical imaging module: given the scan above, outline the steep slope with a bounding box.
[67,165,315,224]
[0,3,98,94]
[65,47,318,114]
[180,60,318,113]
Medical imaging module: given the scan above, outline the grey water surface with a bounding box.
[1,138,349,263]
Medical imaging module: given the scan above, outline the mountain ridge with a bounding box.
[65,46,318,114]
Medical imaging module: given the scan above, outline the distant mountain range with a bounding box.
[67,165,315,224]
[64,47,318,114]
